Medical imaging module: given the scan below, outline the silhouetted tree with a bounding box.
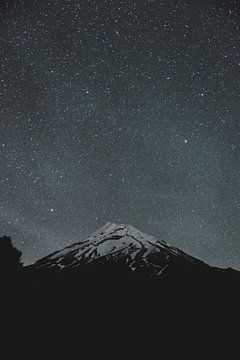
[0,236,22,280]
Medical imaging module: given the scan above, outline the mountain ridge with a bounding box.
[32,222,237,282]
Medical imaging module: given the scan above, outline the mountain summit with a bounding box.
[34,222,225,280]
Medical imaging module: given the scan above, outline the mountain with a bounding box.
[33,222,238,284]
[34,222,204,272]
[3,223,240,359]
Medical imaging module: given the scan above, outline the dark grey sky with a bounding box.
[1,0,240,268]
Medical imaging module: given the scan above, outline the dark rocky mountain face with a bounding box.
[2,224,240,359]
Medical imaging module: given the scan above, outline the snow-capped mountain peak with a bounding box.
[34,222,206,277]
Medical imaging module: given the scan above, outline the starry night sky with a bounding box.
[1,0,240,268]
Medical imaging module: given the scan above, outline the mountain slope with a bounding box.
[34,222,231,281]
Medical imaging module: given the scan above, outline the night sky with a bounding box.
[1,0,240,268]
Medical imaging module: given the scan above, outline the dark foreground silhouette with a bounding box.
[1,224,240,359]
